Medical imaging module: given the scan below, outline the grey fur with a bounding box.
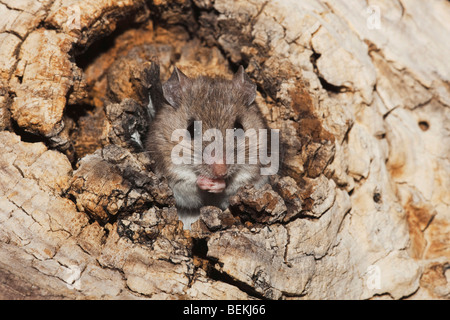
[146,65,268,228]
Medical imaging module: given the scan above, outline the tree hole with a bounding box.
[418,120,429,131]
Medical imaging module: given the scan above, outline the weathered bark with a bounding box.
[0,0,449,299]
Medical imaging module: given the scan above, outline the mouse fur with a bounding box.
[145,64,270,228]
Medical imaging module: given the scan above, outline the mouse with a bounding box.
[145,63,274,228]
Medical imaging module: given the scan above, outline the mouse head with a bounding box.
[149,65,270,194]
[162,65,256,109]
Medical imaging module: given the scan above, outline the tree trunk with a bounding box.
[0,0,449,299]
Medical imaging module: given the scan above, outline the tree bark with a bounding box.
[0,0,449,299]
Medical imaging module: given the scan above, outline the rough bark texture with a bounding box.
[0,0,449,299]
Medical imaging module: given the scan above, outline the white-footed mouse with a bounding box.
[145,63,270,228]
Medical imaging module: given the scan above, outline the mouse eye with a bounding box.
[187,121,196,139]
[234,120,244,131]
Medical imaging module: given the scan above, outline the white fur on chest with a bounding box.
[169,165,266,229]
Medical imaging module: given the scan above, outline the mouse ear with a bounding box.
[233,66,257,106]
[162,67,191,108]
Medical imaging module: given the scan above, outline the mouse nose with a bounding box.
[211,161,227,178]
